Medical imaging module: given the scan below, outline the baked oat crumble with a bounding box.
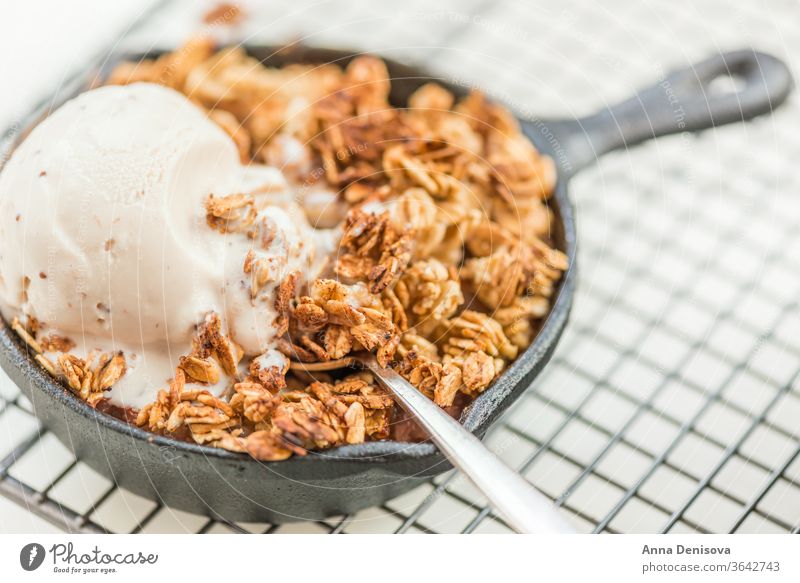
[13,38,568,461]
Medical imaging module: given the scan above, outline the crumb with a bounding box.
[202,2,244,26]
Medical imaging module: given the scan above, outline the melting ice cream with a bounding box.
[0,83,336,408]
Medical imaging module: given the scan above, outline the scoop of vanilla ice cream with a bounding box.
[0,83,326,361]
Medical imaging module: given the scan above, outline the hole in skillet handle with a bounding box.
[686,49,794,121]
[707,73,747,96]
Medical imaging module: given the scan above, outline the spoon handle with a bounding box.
[364,357,576,534]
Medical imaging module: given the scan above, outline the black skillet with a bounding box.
[0,45,791,524]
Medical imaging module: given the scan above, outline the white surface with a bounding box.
[0,0,160,131]
[1,0,799,534]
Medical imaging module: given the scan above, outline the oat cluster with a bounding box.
[16,39,567,460]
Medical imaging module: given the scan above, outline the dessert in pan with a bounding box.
[0,38,567,461]
[0,37,789,521]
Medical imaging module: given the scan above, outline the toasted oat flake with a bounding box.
[11,317,42,354]
[178,355,220,385]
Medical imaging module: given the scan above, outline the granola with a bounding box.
[12,40,568,461]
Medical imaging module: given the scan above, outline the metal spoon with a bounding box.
[360,354,576,534]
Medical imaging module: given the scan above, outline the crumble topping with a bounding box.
[10,38,568,460]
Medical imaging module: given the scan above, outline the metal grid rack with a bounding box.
[1,0,800,534]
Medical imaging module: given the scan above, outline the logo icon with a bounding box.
[19,543,46,571]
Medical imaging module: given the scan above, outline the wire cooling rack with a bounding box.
[2,0,800,534]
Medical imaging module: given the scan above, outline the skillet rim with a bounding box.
[0,44,577,466]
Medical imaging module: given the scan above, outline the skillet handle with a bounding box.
[528,50,793,177]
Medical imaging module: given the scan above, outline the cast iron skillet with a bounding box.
[0,45,791,524]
